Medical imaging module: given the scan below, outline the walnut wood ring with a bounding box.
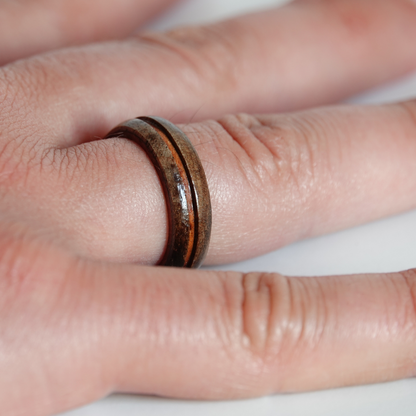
[105,116,212,268]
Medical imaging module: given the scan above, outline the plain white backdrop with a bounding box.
[61,0,416,414]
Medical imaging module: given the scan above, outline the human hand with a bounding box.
[1,0,416,415]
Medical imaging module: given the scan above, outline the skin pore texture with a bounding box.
[0,0,416,415]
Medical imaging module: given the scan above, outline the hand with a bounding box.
[1,0,416,415]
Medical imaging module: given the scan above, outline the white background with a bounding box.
[61,0,416,414]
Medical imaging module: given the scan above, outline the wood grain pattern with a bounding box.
[105,117,212,268]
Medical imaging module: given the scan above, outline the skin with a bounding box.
[0,0,416,414]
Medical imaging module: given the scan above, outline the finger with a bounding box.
[3,0,416,142]
[2,239,415,414]
[0,0,178,65]
[3,0,416,266]
[108,268,416,398]
[6,99,416,267]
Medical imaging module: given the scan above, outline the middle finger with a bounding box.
[2,0,416,149]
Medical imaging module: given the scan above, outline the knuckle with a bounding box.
[252,113,328,197]
[238,273,326,356]
[182,112,334,259]
[218,272,328,393]
[223,272,324,362]
[238,272,284,355]
[187,112,328,202]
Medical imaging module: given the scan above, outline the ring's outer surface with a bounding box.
[105,116,212,268]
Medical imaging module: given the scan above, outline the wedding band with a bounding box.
[105,116,212,268]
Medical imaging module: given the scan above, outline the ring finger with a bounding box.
[1,0,416,264]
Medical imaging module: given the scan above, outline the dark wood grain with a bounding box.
[105,117,212,268]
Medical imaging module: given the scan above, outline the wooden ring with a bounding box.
[105,116,212,268]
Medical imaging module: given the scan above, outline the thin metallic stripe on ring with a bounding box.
[104,116,212,268]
